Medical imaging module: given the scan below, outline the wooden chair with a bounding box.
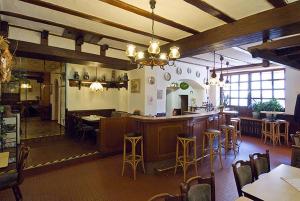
[147,193,181,201]
[180,172,215,201]
[291,145,300,168]
[232,160,254,198]
[249,150,270,180]
[0,145,29,201]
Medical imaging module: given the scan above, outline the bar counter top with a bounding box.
[130,111,219,122]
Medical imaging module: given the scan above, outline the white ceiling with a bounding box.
[1,0,297,69]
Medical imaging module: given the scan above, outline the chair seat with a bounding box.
[0,172,18,189]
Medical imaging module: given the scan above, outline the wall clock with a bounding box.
[148,76,155,85]
[164,72,171,81]
[196,71,201,78]
[176,67,182,75]
[187,67,192,74]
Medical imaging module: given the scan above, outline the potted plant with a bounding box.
[262,99,284,119]
[250,100,263,119]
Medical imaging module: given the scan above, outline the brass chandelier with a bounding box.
[125,0,180,70]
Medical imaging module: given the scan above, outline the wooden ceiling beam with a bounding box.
[161,1,300,57]
[184,0,235,23]
[266,0,287,8]
[99,0,199,34]
[0,11,148,48]
[20,0,173,42]
[9,39,136,70]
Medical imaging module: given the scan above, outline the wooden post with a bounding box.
[75,35,84,52]
[100,44,109,56]
[0,21,9,38]
[41,30,49,45]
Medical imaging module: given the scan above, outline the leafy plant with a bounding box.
[263,99,284,112]
[250,100,264,113]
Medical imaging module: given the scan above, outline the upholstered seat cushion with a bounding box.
[0,172,18,189]
[255,157,269,175]
[237,165,252,188]
[187,184,211,201]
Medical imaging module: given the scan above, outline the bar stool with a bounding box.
[202,129,223,171]
[263,120,280,146]
[220,124,238,158]
[122,132,145,180]
[261,118,268,140]
[174,134,198,182]
[230,118,242,142]
[276,119,289,145]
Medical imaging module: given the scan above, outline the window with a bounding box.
[223,69,285,108]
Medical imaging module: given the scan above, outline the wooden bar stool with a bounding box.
[220,125,238,158]
[263,120,280,146]
[231,118,242,142]
[261,118,268,140]
[276,119,289,145]
[202,129,223,171]
[122,132,145,180]
[174,134,198,182]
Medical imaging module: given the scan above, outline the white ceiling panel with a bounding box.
[98,38,146,51]
[121,0,225,32]
[193,52,246,67]
[203,0,273,20]
[216,48,262,64]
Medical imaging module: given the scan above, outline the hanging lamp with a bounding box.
[218,55,225,87]
[209,51,219,86]
[90,67,104,92]
[204,66,210,89]
[225,61,230,88]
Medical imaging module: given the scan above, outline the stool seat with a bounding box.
[205,129,221,134]
[177,133,193,138]
[125,132,141,137]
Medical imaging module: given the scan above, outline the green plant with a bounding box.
[263,99,284,112]
[250,100,264,113]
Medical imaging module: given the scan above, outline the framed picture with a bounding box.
[131,79,140,93]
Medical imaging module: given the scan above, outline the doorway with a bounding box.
[180,95,188,114]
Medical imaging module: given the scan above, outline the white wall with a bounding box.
[66,63,128,111]
[285,67,300,115]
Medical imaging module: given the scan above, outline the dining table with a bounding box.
[242,164,300,201]
[0,152,9,168]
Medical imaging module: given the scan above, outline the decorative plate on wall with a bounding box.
[180,82,189,90]
[196,71,201,78]
[164,72,171,81]
[176,67,182,75]
[148,76,155,85]
[187,67,192,74]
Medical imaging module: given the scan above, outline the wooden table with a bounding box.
[0,152,9,168]
[242,164,300,201]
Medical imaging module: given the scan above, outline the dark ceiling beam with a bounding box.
[9,39,135,70]
[20,0,173,42]
[75,35,84,52]
[0,11,148,48]
[0,21,9,37]
[161,1,300,57]
[211,63,264,72]
[266,0,287,8]
[40,30,49,45]
[275,46,300,56]
[183,0,235,23]
[99,0,199,34]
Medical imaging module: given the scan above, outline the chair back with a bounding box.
[291,145,300,168]
[180,172,215,201]
[148,193,181,201]
[17,145,30,184]
[232,160,254,197]
[249,150,270,180]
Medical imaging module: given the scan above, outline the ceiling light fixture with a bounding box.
[225,61,230,89]
[218,55,225,88]
[90,67,104,92]
[209,51,219,86]
[125,0,180,70]
[204,66,210,90]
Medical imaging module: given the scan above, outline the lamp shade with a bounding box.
[148,40,160,55]
[90,81,104,92]
[126,44,136,58]
[169,46,180,59]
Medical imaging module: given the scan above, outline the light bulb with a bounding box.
[148,40,160,55]
[169,46,180,59]
[126,44,136,58]
[136,51,145,60]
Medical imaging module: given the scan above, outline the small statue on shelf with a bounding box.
[83,72,89,80]
[73,71,80,80]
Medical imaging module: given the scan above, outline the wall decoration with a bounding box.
[180,82,189,90]
[130,79,140,93]
[83,72,89,80]
[187,67,192,74]
[196,71,201,78]
[148,76,155,85]
[73,71,80,80]
[164,72,171,81]
[157,89,163,99]
[176,67,182,75]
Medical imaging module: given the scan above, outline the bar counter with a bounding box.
[130,111,219,171]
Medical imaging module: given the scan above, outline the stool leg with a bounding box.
[174,139,179,176]
[202,135,206,163]
[141,138,146,174]
[224,129,228,159]
[132,139,137,180]
[209,137,214,171]
[286,123,289,145]
[218,135,223,169]
[122,138,126,176]
[193,139,198,176]
[233,130,237,158]
[183,140,187,182]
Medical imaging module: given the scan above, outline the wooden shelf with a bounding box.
[68,79,128,90]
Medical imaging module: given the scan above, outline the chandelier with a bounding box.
[90,67,104,92]
[125,0,180,70]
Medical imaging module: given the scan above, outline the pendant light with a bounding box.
[209,51,219,86]
[225,61,230,88]
[218,55,225,88]
[204,66,210,90]
[90,67,104,92]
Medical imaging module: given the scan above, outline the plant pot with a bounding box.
[252,112,260,119]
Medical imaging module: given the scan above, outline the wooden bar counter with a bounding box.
[130,111,219,171]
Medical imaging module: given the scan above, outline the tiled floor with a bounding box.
[0,136,291,201]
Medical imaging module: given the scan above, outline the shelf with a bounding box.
[68,79,128,90]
